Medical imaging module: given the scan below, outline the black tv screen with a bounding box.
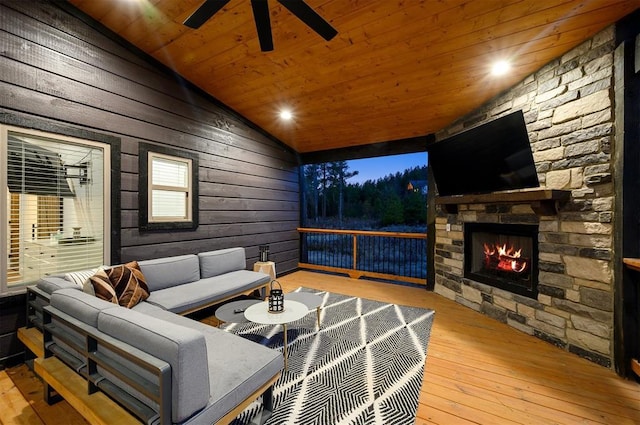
[428,110,539,197]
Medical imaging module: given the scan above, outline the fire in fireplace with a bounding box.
[464,223,538,299]
[483,242,529,274]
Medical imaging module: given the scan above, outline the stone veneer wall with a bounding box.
[433,26,616,367]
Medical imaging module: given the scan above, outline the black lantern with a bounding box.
[259,244,270,262]
[268,280,284,313]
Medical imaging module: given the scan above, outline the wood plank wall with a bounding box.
[0,0,300,269]
[0,1,300,364]
[0,293,26,368]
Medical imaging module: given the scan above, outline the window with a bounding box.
[149,152,192,221]
[1,126,110,294]
[139,144,198,231]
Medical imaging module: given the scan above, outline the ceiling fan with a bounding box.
[183,0,338,52]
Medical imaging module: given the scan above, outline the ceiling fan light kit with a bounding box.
[183,0,337,52]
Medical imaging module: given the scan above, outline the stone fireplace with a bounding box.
[464,222,538,299]
[431,26,616,369]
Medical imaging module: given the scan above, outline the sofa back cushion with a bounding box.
[49,288,119,370]
[138,254,200,291]
[97,308,209,423]
[37,276,80,295]
[50,288,117,328]
[198,247,246,279]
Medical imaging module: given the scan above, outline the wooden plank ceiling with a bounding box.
[68,0,640,154]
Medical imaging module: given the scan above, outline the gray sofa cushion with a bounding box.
[138,254,200,291]
[184,329,284,424]
[48,289,118,371]
[50,288,117,327]
[198,247,246,279]
[134,301,283,424]
[37,276,80,295]
[144,270,270,314]
[97,307,209,424]
[133,300,231,334]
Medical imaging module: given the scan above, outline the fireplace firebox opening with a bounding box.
[464,222,539,299]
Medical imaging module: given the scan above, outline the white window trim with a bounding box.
[147,151,193,223]
[0,125,111,295]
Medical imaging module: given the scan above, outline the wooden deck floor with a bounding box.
[2,270,640,424]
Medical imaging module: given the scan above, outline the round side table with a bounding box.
[244,300,308,370]
[215,299,262,325]
[284,292,322,329]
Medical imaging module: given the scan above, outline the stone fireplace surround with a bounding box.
[435,200,612,368]
[432,26,616,368]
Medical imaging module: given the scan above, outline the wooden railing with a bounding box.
[298,227,427,285]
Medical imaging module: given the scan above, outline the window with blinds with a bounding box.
[2,127,110,293]
[138,143,198,231]
[149,152,192,222]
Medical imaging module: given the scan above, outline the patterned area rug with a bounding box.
[222,288,435,425]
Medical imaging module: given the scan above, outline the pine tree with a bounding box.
[327,161,358,225]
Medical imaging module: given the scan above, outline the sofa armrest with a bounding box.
[88,327,172,424]
[26,285,51,330]
[42,304,173,425]
[98,307,209,424]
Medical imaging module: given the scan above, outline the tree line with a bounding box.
[301,161,427,228]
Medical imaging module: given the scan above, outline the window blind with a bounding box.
[149,153,191,221]
[5,130,107,289]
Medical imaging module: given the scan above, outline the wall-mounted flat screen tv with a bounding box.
[427,110,539,197]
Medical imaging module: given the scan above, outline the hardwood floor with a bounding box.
[1,364,88,425]
[3,270,640,424]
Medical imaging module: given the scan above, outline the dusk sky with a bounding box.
[346,152,427,184]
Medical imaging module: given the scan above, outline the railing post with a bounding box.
[300,232,308,263]
[352,233,357,271]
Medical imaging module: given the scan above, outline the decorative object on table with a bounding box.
[223,288,435,425]
[259,244,270,262]
[267,280,284,313]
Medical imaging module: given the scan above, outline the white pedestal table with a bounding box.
[244,300,308,370]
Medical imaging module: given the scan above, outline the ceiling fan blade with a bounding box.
[183,0,232,29]
[277,0,337,41]
[251,0,274,52]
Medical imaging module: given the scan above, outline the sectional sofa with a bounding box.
[27,247,284,425]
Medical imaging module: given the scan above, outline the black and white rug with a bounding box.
[222,288,435,425]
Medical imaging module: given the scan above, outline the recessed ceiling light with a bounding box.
[279,110,293,120]
[491,60,511,76]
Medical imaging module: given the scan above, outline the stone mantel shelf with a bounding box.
[436,188,571,215]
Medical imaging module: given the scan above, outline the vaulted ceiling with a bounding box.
[68,0,639,154]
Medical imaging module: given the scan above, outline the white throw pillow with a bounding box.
[64,268,101,289]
